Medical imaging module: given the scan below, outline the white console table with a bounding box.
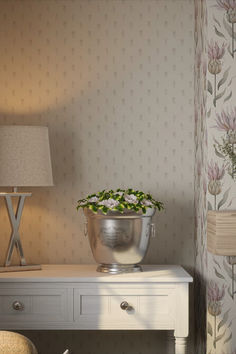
[0,265,192,354]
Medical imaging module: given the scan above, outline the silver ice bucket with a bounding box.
[83,208,156,274]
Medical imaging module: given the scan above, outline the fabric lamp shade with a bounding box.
[207,210,236,255]
[0,125,53,187]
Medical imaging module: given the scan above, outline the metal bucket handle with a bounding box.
[84,219,88,237]
[149,223,155,238]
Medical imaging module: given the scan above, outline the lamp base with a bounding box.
[0,264,41,273]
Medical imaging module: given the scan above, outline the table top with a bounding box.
[0,264,193,283]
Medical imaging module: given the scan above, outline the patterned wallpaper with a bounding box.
[0,0,194,353]
[206,0,236,353]
[195,0,236,353]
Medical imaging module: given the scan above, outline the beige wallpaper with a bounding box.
[0,0,194,353]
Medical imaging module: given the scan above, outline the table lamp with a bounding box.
[0,125,53,272]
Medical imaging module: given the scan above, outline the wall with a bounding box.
[0,0,194,353]
[195,0,236,352]
[206,0,236,352]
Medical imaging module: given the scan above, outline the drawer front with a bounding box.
[0,287,73,324]
[74,286,176,330]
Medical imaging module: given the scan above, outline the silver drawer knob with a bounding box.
[120,301,129,310]
[12,301,24,311]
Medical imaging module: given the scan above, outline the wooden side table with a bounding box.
[0,264,193,354]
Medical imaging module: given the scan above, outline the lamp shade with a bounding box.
[0,125,53,187]
[207,210,236,255]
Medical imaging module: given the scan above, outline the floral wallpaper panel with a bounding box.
[203,0,236,353]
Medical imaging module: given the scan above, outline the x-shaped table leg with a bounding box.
[4,194,29,266]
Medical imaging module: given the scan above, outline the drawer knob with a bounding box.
[120,301,129,310]
[12,301,24,311]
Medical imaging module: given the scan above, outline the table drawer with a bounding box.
[74,286,176,330]
[0,287,72,324]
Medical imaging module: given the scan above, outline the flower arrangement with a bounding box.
[77,188,164,215]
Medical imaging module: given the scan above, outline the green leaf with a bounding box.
[102,206,108,214]
[91,205,98,213]
[208,201,213,210]
[227,45,233,57]
[214,267,225,279]
[224,91,232,103]
[116,205,124,212]
[208,80,213,95]
[214,25,225,38]
[224,332,232,344]
[213,15,221,28]
[227,285,232,298]
[223,17,236,39]
[214,329,226,347]
[218,309,230,331]
[207,321,213,336]
[218,188,230,210]
[213,88,226,107]
[218,68,230,91]
[213,257,221,268]
[214,147,225,159]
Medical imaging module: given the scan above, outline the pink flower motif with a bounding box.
[216,0,236,11]
[208,281,225,316]
[208,280,225,301]
[208,160,225,181]
[208,40,226,60]
[215,108,236,132]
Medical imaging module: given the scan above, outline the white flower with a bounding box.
[141,199,153,207]
[88,196,99,203]
[124,194,138,204]
[116,191,124,196]
[78,200,87,206]
[98,198,119,208]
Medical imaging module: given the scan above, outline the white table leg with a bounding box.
[175,337,187,354]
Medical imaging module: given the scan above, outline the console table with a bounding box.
[0,264,192,354]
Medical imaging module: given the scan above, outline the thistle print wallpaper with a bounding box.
[0,0,194,353]
[202,0,236,353]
